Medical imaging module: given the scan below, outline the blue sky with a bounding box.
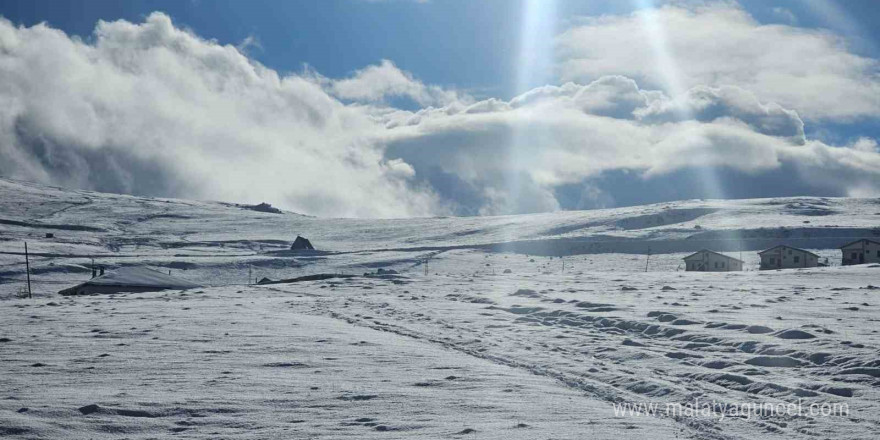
[5,0,879,98]
[0,0,878,217]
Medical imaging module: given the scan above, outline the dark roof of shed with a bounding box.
[757,245,819,258]
[682,249,744,263]
[839,238,880,249]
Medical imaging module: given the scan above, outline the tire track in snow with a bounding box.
[309,299,737,440]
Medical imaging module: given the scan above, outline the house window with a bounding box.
[852,252,858,260]
[721,262,725,268]
[794,256,800,263]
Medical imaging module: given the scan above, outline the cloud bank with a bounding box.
[381,76,879,214]
[0,5,878,217]
[557,3,880,121]
[0,13,437,217]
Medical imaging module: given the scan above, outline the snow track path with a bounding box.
[300,268,880,439]
[0,287,684,439]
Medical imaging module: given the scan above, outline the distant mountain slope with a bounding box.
[1,177,878,258]
[1,176,879,298]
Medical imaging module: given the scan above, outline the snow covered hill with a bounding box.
[0,176,877,291]
[1,177,879,439]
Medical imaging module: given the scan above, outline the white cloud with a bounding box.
[380,76,880,213]
[0,10,877,218]
[327,59,461,107]
[382,158,416,179]
[850,137,879,153]
[556,3,880,121]
[0,13,439,218]
[235,35,262,54]
[637,85,806,144]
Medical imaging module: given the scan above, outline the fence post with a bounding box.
[24,242,32,299]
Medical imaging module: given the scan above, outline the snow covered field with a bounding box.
[1,177,880,439]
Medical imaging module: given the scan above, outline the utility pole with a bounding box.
[424,258,428,276]
[562,257,565,273]
[24,242,32,298]
[645,248,652,273]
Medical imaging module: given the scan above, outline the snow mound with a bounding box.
[58,267,202,296]
[87,267,201,289]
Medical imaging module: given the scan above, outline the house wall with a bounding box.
[684,251,741,272]
[759,247,818,270]
[841,240,880,265]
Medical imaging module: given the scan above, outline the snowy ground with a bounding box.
[1,177,880,439]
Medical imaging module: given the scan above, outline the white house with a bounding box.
[683,249,743,272]
[840,238,880,265]
[758,245,818,270]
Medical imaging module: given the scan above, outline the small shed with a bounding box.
[683,249,743,272]
[758,245,818,270]
[839,239,880,265]
[290,235,315,251]
[59,267,201,296]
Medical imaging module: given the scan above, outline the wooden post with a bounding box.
[645,248,651,273]
[24,242,32,298]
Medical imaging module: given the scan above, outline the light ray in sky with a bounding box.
[635,0,725,201]
[503,0,559,218]
[634,0,746,252]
